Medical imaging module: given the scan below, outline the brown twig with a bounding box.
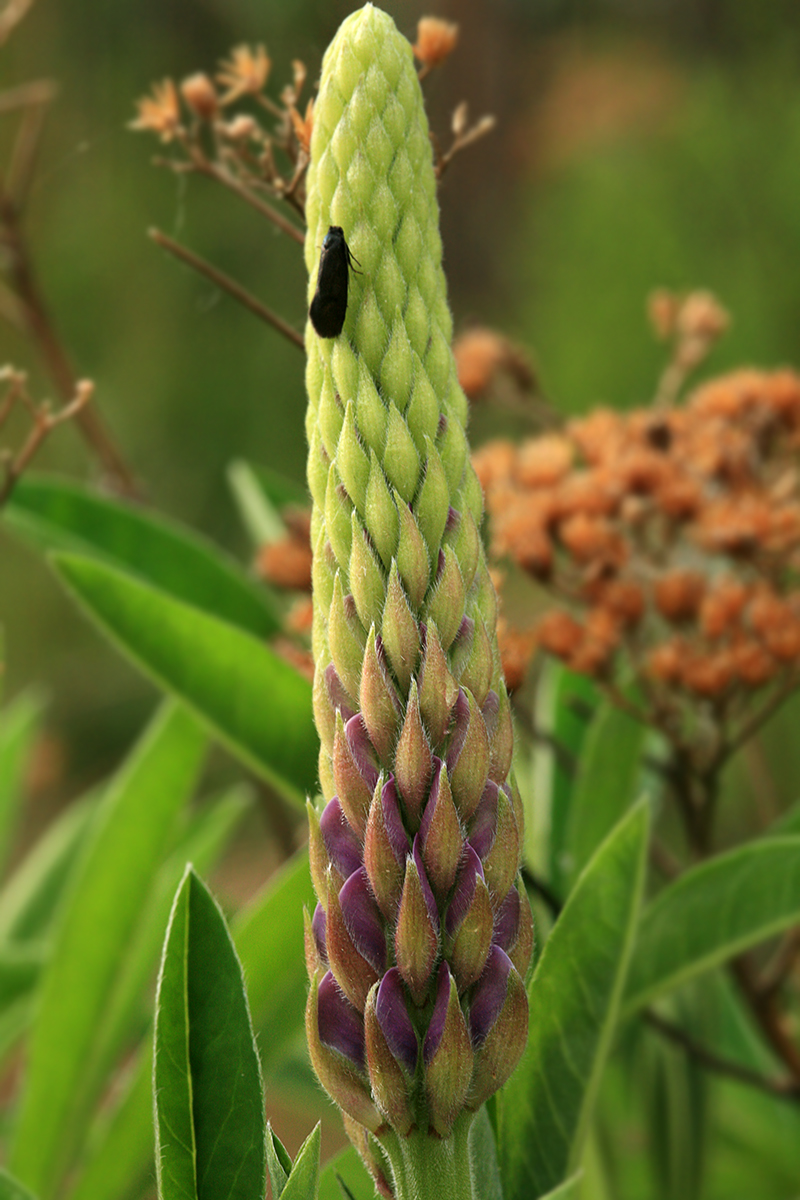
[644,1009,800,1104]
[0,0,35,46]
[0,180,138,494]
[189,156,305,244]
[0,373,93,506]
[149,228,304,350]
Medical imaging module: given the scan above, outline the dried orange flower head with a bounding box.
[217,44,271,103]
[413,17,459,69]
[454,327,535,400]
[129,78,181,142]
[289,97,314,154]
[180,73,218,120]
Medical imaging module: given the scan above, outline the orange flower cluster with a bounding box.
[476,367,800,706]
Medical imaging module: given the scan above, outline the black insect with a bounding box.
[309,225,360,338]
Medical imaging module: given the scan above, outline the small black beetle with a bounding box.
[309,225,360,338]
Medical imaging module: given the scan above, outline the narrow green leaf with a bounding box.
[318,1148,374,1200]
[232,846,316,1066]
[266,1126,293,1200]
[499,802,649,1200]
[87,788,253,1099]
[624,836,800,1015]
[227,461,290,546]
[5,473,280,638]
[0,690,45,874]
[154,867,266,1200]
[0,1169,37,1200]
[530,662,597,895]
[52,552,317,806]
[537,1174,583,1200]
[66,1045,154,1200]
[0,941,45,1010]
[0,796,96,943]
[281,1124,321,1200]
[9,703,206,1200]
[469,1109,503,1200]
[563,703,647,887]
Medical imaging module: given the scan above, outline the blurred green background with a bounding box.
[3,0,800,788]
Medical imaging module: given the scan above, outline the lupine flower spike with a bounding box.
[303,7,530,1197]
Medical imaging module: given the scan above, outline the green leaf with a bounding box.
[537,1174,583,1200]
[0,1169,37,1200]
[154,867,266,1200]
[318,1148,374,1200]
[530,662,597,896]
[469,1109,503,1200]
[66,1044,154,1200]
[86,787,253,1099]
[52,552,317,806]
[0,795,96,944]
[9,702,206,1200]
[0,941,46,1011]
[563,703,648,888]
[0,690,45,874]
[266,1126,293,1200]
[499,802,649,1200]
[232,846,316,1065]
[227,461,295,546]
[280,1124,321,1200]
[624,836,800,1015]
[5,473,280,638]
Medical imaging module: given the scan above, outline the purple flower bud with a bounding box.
[320,796,363,880]
[469,945,513,1046]
[381,776,412,863]
[492,885,520,954]
[375,968,418,1074]
[340,867,387,974]
[445,845,484,939]
[419,758,462,899]
[312,902,328,961]
[325,663,357,724]
[423,964,474,1137]
[318,970,366,1067]
[468,780,499,860]
[345,713,380,793]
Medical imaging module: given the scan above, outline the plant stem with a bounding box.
[380,1115,477,1200]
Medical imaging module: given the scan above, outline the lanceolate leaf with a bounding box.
[499,803,649,1199]
[9,703,206,1200]
[5,473,280,638]
[624,836,800,1015]
[232,846,316,1065]
[563,702,648,888]
[0,690,45,875]
[280,1125,321,1200]
[52,552,317,806]
[154,868,266,1200]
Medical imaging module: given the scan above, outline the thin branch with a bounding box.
[0,182,138,494]
[714,672,800,772]
[149,228,304,350]
[644,1009,800,1104]
[0,78,57,114]
[732,955,800,1079]
[0,375,93,506]
[0,0,36,47]
[190,157,305,244]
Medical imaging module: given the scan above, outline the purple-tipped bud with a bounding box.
[365,982,416,1136]
[360,628,401,765]
[418,622,459,746]
[493,886,520,954]
[364,779,406,920]
[318,970,366,1067]
[449,873,493,992]
[468,780,499,861]
[447,689,490,822]
[333,715,374,838]
[467,949,529,1110]
[489,684,514,783]
[382,563,421,693]
[339,867,387,975]
[320,796,363,881]
[395,852,440,1005]
[445,845,484,939]
[423,964,473,1137]
[419,758,462,899]
[394,681,433,829]
[304,905,326,979]
[482,785,521,905]
[306,971,381,1133]
[375,968,419,1075]
[326,872,381,1010]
